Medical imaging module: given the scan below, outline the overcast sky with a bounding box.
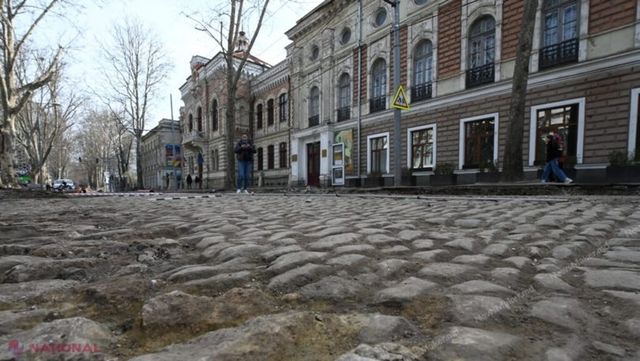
[41,0,322,131]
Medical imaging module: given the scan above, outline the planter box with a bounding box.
[430,174,456,186]
[477,172,500,183]
[364,176,384,187]
[607,165,640,183]
[401,175,417,186]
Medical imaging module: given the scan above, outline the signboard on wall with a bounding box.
[165,144,182,167]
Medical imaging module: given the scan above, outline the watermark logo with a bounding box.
[7,340,23,358]
[6,340,101,358]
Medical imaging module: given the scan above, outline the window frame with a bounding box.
[211,99,218,131]
[458,113,499,170]
[407,124,437,170]
[267,99,275,126]
[528,98,585,166]
[278,93,288,123]
[279,142,288,168]
[267,144,275,170]
[374,7,387,28]
[309,86,320,127]
[257,147,264,171]
[256,103,263,129]
[188,113,193,132]
[367,132,390,174]
[468,16,496,69]
[196,107,203,132]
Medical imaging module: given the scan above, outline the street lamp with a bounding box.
[383,0,402,186]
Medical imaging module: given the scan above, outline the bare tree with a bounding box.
[15,59,81,184]
[502,0,540,181]
[189,0,270,188]
[99,17,170,189]
[74,108,132,190]
[0,0,67,186]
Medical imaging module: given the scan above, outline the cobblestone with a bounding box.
[2,193,639,360]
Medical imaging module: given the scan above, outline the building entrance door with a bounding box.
[307,142,320,186]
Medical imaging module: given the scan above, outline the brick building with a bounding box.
[179,32,270,189]
[284,0,640,186]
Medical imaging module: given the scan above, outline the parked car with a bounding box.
[52,179,75,191]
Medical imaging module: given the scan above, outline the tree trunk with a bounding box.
[135,131,143,189]
[226,93,236,190]
[502,0,539,181]
[0,122,18,187]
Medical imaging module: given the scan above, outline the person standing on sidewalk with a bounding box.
[186,174,193,189]
[541,132,572,184]
[234,133,256,193]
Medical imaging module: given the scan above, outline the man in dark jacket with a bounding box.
[541,133,572,184]
[234,133,256,193]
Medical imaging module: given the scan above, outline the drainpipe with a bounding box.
[357,0,363,181]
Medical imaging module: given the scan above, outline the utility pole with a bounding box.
[384,0,402,186]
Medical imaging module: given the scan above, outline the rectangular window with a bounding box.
[267,99,274,126]
[463,118,495,169]
[257,104,263,129]
[535,104,578,165]
[279,142,287,168]
[279,93,288,123]
[267,145,274,170]
[257,148,263,171]
[367,133,389,174]
[408,126,435,169]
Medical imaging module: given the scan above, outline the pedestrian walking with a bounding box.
[195,175,201,189]
[186,174,193,189]
[165,173,170,190]
[541,132,572,184]
[234,133,256,193]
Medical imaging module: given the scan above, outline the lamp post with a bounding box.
[383,0,402,186]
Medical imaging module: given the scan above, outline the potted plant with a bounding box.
[400,167,416,186]
[606,151,640,183]
[476,159,500,183]
[365,171,384,187]
[430,162,456,186]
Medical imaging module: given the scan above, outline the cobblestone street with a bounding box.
[1,193,640,360]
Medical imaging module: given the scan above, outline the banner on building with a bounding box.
[165,144,182,167]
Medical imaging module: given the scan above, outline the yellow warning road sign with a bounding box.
[391,85,410,110]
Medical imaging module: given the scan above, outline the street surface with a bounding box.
[0,193,639,360]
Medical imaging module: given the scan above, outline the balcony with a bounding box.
[337,107,350,122]
[369,96,386,113]
[411,82,432,103]
[539,38,579,70]
[308,115,319,127]
[182,130,205,152]
[466,63,495,88]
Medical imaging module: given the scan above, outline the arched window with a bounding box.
[370,59,386,113]
[196,107,203,132]
[412,40,433,102]
[211,100,218,131]
[256,103,263,129]
[467,16,495,88]
[267,99,275,126]
[337,73,351,122]
[309,87,320,127]
[188,114,193,132]
[540,0,579,69]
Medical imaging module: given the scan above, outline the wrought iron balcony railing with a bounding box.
[308,115,320,127]
[337,106,350,122]
[411,82,432,103]
[466,63,495,88]
[539,38,579,70]
[369,96,386,113]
